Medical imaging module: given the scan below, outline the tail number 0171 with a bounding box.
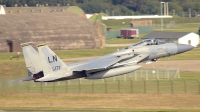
[52,66,60,71]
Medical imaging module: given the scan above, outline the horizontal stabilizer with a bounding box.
[9,76,34,82]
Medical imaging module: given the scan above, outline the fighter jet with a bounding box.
[13,39,194,82]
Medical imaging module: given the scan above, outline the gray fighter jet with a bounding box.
[13,39,194,82]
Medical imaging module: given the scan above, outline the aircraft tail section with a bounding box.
[36,44,68,82]
[21,42,42,76]
[11,42,43,82]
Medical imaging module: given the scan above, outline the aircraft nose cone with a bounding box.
[176,44,194,54]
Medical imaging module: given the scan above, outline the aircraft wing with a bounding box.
[73,55,122,72]
[111,53,149,67]
[73,53,149,73]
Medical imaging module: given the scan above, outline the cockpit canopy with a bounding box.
[130,39,165,47]
[125,39,166,49]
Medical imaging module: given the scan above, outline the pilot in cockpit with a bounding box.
[146,39,160,45]
[145,39,154,45]
[126,38,166,49]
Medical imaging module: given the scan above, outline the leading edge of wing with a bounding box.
[112,53,150,67]
[73,55,121,72]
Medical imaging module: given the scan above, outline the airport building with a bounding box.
[0,5,104,52]
[143,31,200,47]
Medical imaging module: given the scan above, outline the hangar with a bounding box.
[143,31,200,47]
[0,6,103,52]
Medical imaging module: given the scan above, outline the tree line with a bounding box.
[0,0,200,16]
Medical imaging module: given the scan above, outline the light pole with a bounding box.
[106,10,108,16]
[132,12,134,20]
[160,2,165,31]
[173,9,175,15]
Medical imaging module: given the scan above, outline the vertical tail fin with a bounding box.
[20,42,43,81]
[36,44,68,81]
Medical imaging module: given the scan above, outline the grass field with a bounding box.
[0,47,125,61]
[105,23,200,33]
[2,75,200,94]
[160,47,200,60]
[0,18,200,111]
[1,71,200,111]
[154,23,200,32]
[0,93,200,111]
[102,18,200,33]
[1,66,200,111]
[106,38,141,44]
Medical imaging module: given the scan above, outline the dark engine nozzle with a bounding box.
[33,71,44,81]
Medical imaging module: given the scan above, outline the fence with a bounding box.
[105,30,120,40]
[0,68,199,95]
[1,78,200,95]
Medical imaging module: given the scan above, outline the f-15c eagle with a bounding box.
[12,39,194,82]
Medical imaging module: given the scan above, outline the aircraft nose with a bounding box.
[176,44,194,54]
